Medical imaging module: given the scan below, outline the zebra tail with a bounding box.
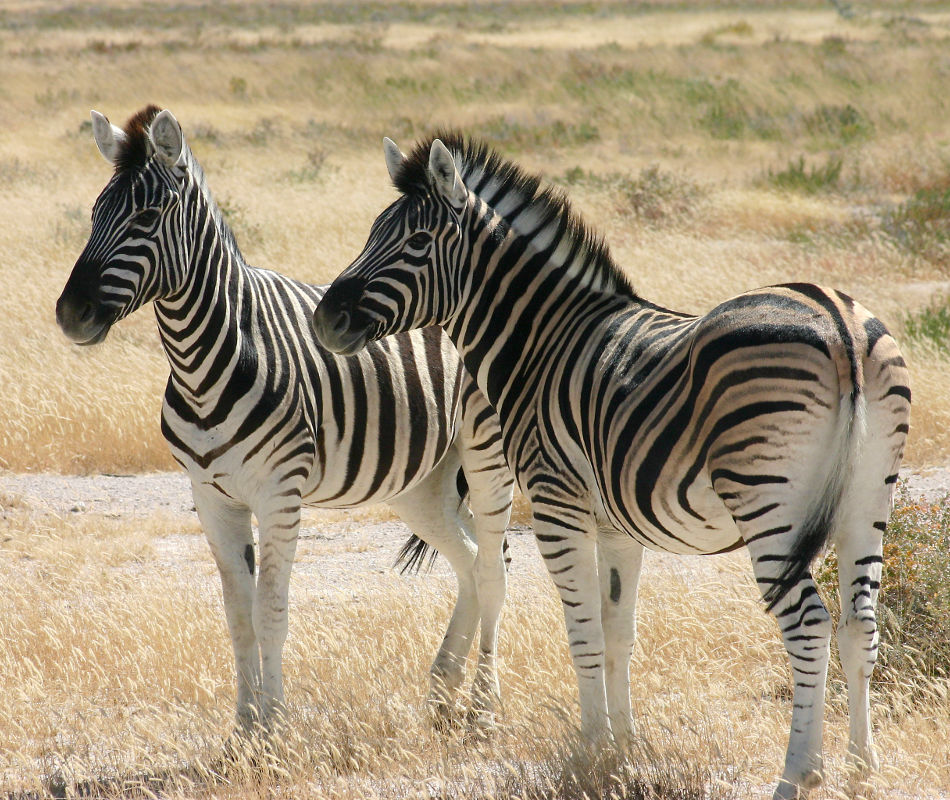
[394,531,513,575]
[762,386,865,613]
[394,533,439,574]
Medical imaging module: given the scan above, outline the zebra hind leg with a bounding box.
[834,319,910,779]
[835,354,908,779]
[388,451,479,730]
[724,479,838,797]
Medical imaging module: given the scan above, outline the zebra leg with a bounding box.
[388,454,479,728]
[253,495,301,728]
[191,484,261,731]
[597,529,644,745]
[835,326,908,777]
[533,506,610,741]
[457,388,514,733]
[835,524,883,775]
[744,535,832,799]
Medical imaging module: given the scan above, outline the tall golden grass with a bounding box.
[2,501,948,798]
[2,3,950,797]
[1,2,949,470]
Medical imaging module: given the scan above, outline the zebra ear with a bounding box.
[383,137,406,182]
[90,110,127,164]
[428,139,467,206]
[149,109,186,168]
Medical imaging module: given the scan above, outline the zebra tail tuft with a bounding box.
[762,389,864,613]
[394,533,439,574]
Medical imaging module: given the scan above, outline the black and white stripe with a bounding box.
[313,133,911,799]
[56,109,513,734]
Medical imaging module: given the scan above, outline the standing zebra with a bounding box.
[55,108,513,735]
[312,133,911,799]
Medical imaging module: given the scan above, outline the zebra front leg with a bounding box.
[533,507,610,742]
[597,529,644,745]
[192,485,261,731]
[253,496,301,729]
[467,530,508,734]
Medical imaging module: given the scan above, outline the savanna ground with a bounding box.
[2,1,950,797]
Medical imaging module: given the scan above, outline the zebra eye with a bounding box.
[406,232,430,250]
[134,208,160,227]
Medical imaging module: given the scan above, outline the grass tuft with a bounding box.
[803,103,872,144]
[884,179,950,266]
[902,295,950,354]
[766,155,843,194]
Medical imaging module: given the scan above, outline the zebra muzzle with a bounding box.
[55,291,113,346]
[312,280,373,356]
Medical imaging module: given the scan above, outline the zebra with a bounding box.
[54,108,514,737]
[311,132,911,799]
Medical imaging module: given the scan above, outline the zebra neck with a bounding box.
[153,202,256,405]
[447,216,631,422]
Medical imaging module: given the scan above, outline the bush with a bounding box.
[554,165,706,227]
[803,103,872,144]
[620,165,706,224]
[883,179,950,265]
[766,155,843,193]
[902,295,950,354]
[816,485,950,686]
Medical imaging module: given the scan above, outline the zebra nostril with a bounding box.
[332,309,351,334]
[78,301,95,324]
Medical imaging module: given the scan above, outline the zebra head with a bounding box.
[313,136,471,355]
[56,106,191,345]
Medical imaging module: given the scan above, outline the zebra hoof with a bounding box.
[772,768,823,800]
[464,707,496,742]
[428,699,463,735]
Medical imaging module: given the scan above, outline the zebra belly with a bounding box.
[596,467,741,556]
[620,484,741,555]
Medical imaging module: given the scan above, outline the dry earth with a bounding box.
[2,467,948,799]
[1,465,947,600]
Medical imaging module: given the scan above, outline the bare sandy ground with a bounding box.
[1,464,945,603]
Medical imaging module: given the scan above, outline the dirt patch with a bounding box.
[1,465,945,600]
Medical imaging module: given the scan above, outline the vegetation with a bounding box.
[817,485,950,689]
[903,294,950,354]
[1,2,950,797]
[3,499,948,799]
[766,155,843,194]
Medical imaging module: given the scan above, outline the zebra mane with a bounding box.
[110,105,246,263]
[113,104,163,175]
[393,131,638,300]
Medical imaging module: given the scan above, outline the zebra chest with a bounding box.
[161,389,315,483]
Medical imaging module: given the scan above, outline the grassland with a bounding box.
[1,1,950,797]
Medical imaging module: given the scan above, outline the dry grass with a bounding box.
[1,2,949,469]
[2,504,948,799]
[2,2,950,797]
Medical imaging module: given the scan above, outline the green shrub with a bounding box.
[620,165,706,224]
[555,165,705,226]
[481,117,600,151]
[766,155,843,193]
[803,103,872,144]
[884,179,950,265]
[902,295,950,354]
[816,486,950,687]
